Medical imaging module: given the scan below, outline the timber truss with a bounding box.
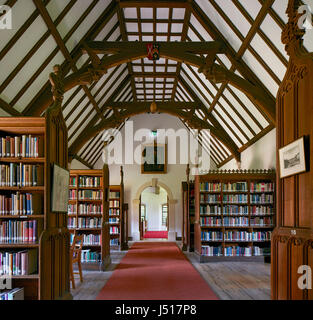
[1,0,293,167]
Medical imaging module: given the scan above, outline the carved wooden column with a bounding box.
[272,0,313,300]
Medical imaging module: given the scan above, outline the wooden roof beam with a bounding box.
[68,101,241,162]
[33,0,106,122]
[24,0,117,116]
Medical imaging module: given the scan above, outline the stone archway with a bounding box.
[133,179,178,241]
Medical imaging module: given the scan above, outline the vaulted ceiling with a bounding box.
[0,0,312,168]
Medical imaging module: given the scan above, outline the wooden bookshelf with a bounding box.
[0,108,71,300]
[182,181,195,252]
[68,168,110,271]
[194,169,276,262]
[109,166,125,250]
[109,185,122,249]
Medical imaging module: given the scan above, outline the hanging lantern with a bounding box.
[150,101,157,113]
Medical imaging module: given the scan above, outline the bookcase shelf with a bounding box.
[0,111,71,300]
[195,170,276,262]
[68,169,110,271]
[181,179,195,252]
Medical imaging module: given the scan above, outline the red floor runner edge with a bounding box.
[143,231,168,239]
[96,242,219,300]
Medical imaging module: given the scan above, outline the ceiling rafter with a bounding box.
[68,67,129,142]
[33,0,106,122]
[171,2,192,100]
[69,100,241,162]
[116,0,138,101]
[0,0,51,62]
[0,0,77,96]
[231,0,288,68]
[68,74,132,160]
[23,0,117,116]
[178,75,243,157]
[191,0,275,124]
[10,0,101,111]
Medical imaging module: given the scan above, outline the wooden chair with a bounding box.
[70,234,84,289]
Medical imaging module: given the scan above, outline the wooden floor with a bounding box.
[184,251,271,300]
[71,242,271,300]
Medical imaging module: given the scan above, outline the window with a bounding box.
[162,204,168,227]
[140,204,146,221]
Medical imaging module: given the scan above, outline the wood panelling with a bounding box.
[272,0,313,300]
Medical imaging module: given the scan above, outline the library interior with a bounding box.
[0,0,312,301]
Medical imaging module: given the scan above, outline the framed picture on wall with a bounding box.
[51,163,70,213]
[141,144,167,174]
[279,137,307,178]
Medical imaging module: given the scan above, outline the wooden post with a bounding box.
[101,164,111,270]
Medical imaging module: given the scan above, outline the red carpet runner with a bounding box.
[96,242,219,300]
[143,231,168,239]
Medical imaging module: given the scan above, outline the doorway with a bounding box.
[139,186,168,239]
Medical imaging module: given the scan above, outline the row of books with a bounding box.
[109,191,120,198]
[251,205,274,215]
[0,287,24,300]
[79,176,101,187]
[250,194,273,204]
[0,164,42,187]
[224,231,272,242]
[70,233,101,246]
[77,218,102,229]
[0,220,37,243]
[201,230,271,242]
[69,176,76,187]
[223,194,248,203]
[201,245,270,257]
[69,190,76,200]
[201,217,250,227]
[78,190,102,200]
[250,217,273,226]
[0,193,41,215]
[250,182,274,192]
[109,200,119,208]
[0,135,42,158]
[201,245,223,256]
[200,182,221,192]
[199,182,275,193]
[81,250,101,263]
[110,238,119,246]
[110,226,119,234]
[109,208,120,216]
[200,205,274,216]
[223,182,247,192]
[201,231,223,241]
[76,204,103,215]
[0,249,37,275]
[223,205,248,215]
[68,204,77,214]
[200,217,222,226]
[200,194,221,204]
[68,217,102,229]
[109,217,119,224]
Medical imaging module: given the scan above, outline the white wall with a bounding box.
[141,187,167,231]
[69,158,89,170]
[94,113,214,240]
[220,129,276,170]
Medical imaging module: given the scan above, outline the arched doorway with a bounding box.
[140,186,169,240]
[133,179,177,241]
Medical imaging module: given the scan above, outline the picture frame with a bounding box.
[141,143,167,174]
[51,163,70,213]
[279,137,307,178]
